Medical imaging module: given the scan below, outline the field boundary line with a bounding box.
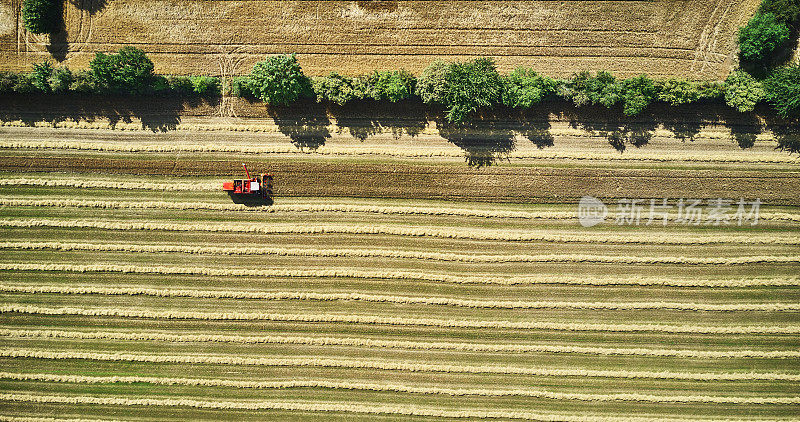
[2,284,798,312]
[4,329,794,359]
[2,305,797,334]
[2,262,796,287]
[2,218,797,245]
[1,372,797,404]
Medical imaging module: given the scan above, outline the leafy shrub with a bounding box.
[759,0,800,25]
[0,72,18,93]
[190,76,221,96]
[569,71,623,108]
[229,76,255,98]
[22,0,61,34]
[737,12,791,65]
[364,70,416,102]
[48,66,73,93]
[90,46,155,95]
[0,72,35,93]
[621,75,657,116]
[417,58,503,123]
[657,79,701,106]
[501,67,557,108]
[166,76,193,95]
[724,71,764,112]
[697,81,726,100]
[31,61,54,93]
[311,73,366,105]
[69,70,97,93]
[415,60,449,105]
[250,54,310,106]
[763,61,800,119]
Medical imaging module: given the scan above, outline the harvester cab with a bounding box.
[222,163,273,200]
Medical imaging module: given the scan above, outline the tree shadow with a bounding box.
[764,113,800,153]
[266,99,331,150]
[329,99,427,142]
[0,93,196,132]
[662,116,702,143]
[437,114,516,168]
[725,113,762,149]
[41,0,68,62]
[566,104,657,152]
[70,0,109,14]
[513,107,554,149]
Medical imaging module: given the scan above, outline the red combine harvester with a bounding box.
[222,163,273,200]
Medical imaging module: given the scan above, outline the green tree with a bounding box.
[31,61,54,93]
[567,71,622,108]
[364,70,415,102]
[311,72,366,105]
[501,67,557,109]
[48,66,73,93]
[737,12,791,65]
[22,0,61,34]
[763,61,800,119]
[724,71,764,112]
[417,58,502,123]
[621,75,656,116]
[90,47,155,94]
[658,79,701,106]
[759,0,800,25]
[415,60,449,105]
[190,76,221,96]
[250,54,310,105]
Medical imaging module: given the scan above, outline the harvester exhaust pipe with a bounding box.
[242,163,251,179]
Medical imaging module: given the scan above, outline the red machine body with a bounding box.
[222,163,273,199]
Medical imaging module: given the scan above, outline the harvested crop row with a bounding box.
[0,178,218,192]
[2,219,797,245]
[5,329,794,360]
[1,372,795,404]
[1,262,795,288]
[3,263,795,288]
[2,140,798,164]
[2,347,797,382]
[3,241,797,266]
[2,197,797,223]
[3,284,798,312]
[3,305,796,334]
[0,197,575,219]
[0,392,775,421]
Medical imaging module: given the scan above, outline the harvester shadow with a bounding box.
[227,193,274,207]
[267,99,331,150]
